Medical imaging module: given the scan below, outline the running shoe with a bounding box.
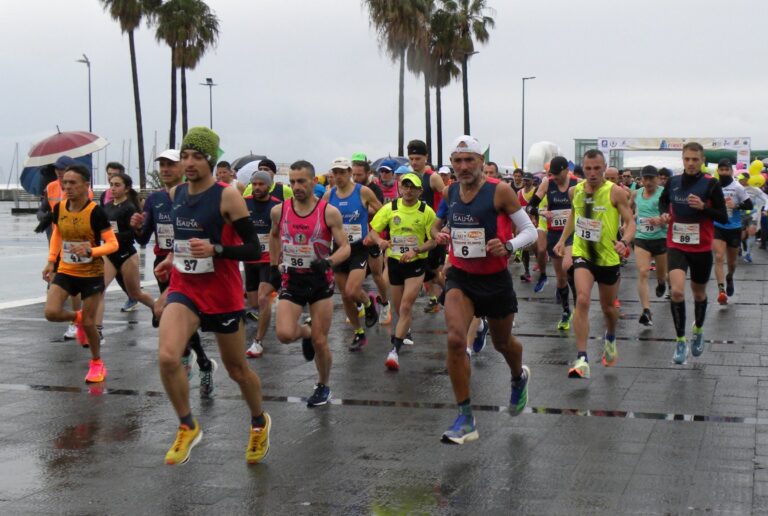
[349,332,368,352]
[509,365,530,416]
[364,295,378,328]
[246,413,271,464]
[63,324,77,340]
[120,298,139,312]
[301,318,315,361]
[441,413,479,445]
[568,357,590,378]
[403,330,414,346]
[472,318,489,353]
[655,282,666,298]
[199,359,218,398]
[650,261,656,271]
[385,348,399,371]
[378,300,392,325]
[84,359,107,383]
[556,311,572,331]
[423,297,441,313]
[533,275,548,293]
[601,335,618,367]
[520,273,532,283]
[691,325,705,357]
[245,309,259,323]
[246,340,264,358]
[673,337,688,364]
[182,349,197,380]
[725,273,735,297]
[74,311,88,347]
[165,420,202,465]
[345,304,365,324]
[638,309,653,326]
[717,290,728,305]
[613,298,621,309]
[307,383,331,407]
[744,252,753,263]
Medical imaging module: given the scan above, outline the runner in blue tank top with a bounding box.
[323,157,382,351]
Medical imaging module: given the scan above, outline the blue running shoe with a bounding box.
[744,252,753,264]
[307,383,331,407]
[121,298,139,312]
[673,337,688,364]
[510,365,530,416]
[441,413,479,445]
[533,275,548,293]
[472,318,489,353]
[691,325,705,357]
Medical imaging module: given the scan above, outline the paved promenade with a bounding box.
[1,205,768,514]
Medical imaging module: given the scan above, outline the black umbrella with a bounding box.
[231,154,266,172]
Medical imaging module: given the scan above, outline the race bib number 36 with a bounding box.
[451,228,486,258]
[157,223,174,250]
[576,217,602,242]
[283,244,314,269]
[173,239,214,274]
[62,241,92,264]
[672,223,700,245]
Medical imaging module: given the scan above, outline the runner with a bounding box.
[131,149,216,395]
[215,160,245,193]
[631,165,669,325]
[737,171,768,263]
[42,164,118,382]
[369,172,438,370]
[658,142,728,364]
[516,172,537,282]
[713,160,752,304]
[241,158,293,200]
[526,156,578,330]
[436,135,537,444]
[510,168,524,193]
[323,157,382,350]
[375,159,400,202]
[243,170,282,357]
[154,127,269,465]
[271,160,350,406]
[553,149,636,379]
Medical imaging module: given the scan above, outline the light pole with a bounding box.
[76,54,92,132]
[199,77,217,128]
[521,76,536,170]
[461,50,479,135]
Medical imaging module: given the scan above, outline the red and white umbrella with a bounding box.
[24,131,109,167]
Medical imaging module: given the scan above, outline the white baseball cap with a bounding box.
[438,165,451,175]
[449,135,483,155]
[330,157,352,170]
[155,149,180,162]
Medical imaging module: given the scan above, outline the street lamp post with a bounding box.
[461,50,479,135]
[521,76,536,170]
[199,77,217,128]
[76,54,92,132]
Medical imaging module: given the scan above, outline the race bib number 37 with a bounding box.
[672,223,700,245]
[451,228,486,258]
[576,217,602,242]
[173,239,214,274]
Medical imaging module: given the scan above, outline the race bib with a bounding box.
[550,209,571,229]
[283,243,314,269]
[110,221,119,234]
[156,223,174,250]
[575,217,602,242]
[451,228,486,258]
[173,239,214,274]
[62,241,92,264]
[258,233,269,254]
[637,217,658,234]
[343,224,363,243]
[672,223,700,245]
[392,235,419,255]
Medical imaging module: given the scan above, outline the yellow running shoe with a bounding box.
[568,357,590,379]
[246,412,271,464]
[601,335,618,367]
[165,420,202,465]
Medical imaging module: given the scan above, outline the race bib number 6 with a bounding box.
[173,239,215,274]
[576,217,602,242]
[451,228,486,258]
[672,223,700,245]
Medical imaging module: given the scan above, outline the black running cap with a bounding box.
[641,165,658,177]
[407,140,428,156]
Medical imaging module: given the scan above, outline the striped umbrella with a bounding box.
[24,130,109,167]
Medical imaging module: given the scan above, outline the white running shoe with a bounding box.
[378,302,392,324]
[63,324,77,340]
[246,340,264,358]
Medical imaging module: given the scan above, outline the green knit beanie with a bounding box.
[181,127,220,170]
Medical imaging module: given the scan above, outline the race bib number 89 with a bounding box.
[672,223,700,245]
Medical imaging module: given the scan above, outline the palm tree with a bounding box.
[99,0,160,189]
[442,0,495,135]
[154,0,185,148]
[429,7,461,166]
[364,0,430,156]
[405,1,435,158]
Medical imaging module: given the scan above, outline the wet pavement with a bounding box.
[2,203,768,514]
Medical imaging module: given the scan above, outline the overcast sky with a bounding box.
[2,0,768,184]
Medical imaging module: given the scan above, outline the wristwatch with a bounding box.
[85,248,92,258]
[504,241,514,255]
[213,244,224,257]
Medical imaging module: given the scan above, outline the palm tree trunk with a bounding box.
[169,47,177,149]
[128,30,147,189]
[436,84,443,168]
[424,78,432,161]
[462,53,470,134]
[181,66,188,136]
[398,48,405,156]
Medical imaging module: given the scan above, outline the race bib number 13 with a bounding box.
[576,217,602,242]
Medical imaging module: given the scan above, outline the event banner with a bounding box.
[597,137,751,167]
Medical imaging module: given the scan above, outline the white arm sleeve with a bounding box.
[507,208,538,252]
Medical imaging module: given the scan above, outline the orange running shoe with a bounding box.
[85,359,107,383]
[613,298,621,309]
[74,311,89,347]
[717,291,728,305]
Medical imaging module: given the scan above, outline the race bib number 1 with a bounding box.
[575,217,602,242]
[157,223,174,250]
[672,223,700,245]
[173,239,214,274]
[451,228,486,258]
